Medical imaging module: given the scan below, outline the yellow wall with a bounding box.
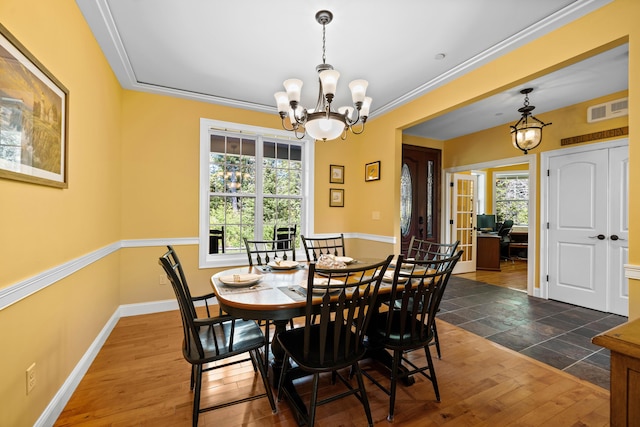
[0,1,123,425]
[353,0,639,314]
[2,0,640,425]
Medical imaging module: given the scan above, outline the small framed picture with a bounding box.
[330,164,344,184]
[329,188,344,207]
[365,161,380,182]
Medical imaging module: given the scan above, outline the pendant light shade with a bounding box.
[509,88,552,154]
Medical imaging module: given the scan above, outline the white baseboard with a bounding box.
[33,298,209,426]
[35,309,120,427]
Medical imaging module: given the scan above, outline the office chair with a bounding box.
[498,220,514,260]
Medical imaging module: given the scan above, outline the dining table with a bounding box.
[210,257,419,421]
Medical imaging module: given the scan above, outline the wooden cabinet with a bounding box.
[477,234,500,271]
[592,319,640,426]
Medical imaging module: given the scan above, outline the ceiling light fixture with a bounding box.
[510,88,552,154]
[274,10,371,141]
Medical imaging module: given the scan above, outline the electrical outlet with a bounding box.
[159,274,168,285]
[26,363,36,395]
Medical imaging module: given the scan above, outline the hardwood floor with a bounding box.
[54,305,610,426]
[456,259,528,291]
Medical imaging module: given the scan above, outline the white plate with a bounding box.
[267,260,299,270]
[218,274,262,287]
[389,257,415,269]
[382,271,408,284]
[300,278,344,294]
[334,256,354,264]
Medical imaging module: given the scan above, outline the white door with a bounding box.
[608,145,629,315]
[451,173,477,274]
[547,143,629,315]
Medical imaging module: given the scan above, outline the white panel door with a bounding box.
[547,143,629,315]
[548,149,608,311]
[451,173,477,274]
[608,145,629,316]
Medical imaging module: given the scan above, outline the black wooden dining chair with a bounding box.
[243,237,296,266]
[243,237,296,353]
[159,246,276,426]
[406,237,459,262]
[300,233,346,262]
[363,251,462,422]
[404,238,460,358]
[276,255,393,427]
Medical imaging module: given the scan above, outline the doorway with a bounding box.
[445,154,536,295]
[400,145,441,254]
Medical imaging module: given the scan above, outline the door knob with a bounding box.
[610,235,626,241]
[588,234,606,240]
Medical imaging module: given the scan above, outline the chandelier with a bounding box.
[274,10,371,141]
[510,88,552,154]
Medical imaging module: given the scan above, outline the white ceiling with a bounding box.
[76,0,626,140]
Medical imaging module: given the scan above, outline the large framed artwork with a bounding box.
[0,23,69,188]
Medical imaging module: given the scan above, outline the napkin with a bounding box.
[220,273,259,283]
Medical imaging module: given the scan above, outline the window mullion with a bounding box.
[254,135,264,239]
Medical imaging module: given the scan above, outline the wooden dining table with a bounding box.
[210,258,393,421]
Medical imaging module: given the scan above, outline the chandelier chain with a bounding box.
[321,22,326,65]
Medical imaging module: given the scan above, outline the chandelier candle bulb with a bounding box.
[348,80,368,104]
[319,70,340,97]
[283,79,302,104]
[360,97,372,117]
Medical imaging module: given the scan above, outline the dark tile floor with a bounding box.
[438,276,628,390]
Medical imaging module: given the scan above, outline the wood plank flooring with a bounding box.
[456,259,527,292]
[54,304,610,426]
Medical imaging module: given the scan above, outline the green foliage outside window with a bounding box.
[208,133,302,253]
[495,174,528,226]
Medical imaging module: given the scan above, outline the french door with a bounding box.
[451,173,477,274]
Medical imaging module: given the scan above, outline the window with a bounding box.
[471,170,487,215]
[199,119,314,267]
[494,172,528,225]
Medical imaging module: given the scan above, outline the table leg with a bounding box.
[268,319,288,388]
[269,319,309,424]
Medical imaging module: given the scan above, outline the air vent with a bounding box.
[587,98,628,123]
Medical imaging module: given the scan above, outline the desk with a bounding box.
[477,234,501,271]
[211,259,388,421]
[508,231,528,259]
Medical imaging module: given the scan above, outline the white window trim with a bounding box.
[198,118,315,269]
[471,170,487,215]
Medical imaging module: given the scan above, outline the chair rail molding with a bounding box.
[625,264,640,280]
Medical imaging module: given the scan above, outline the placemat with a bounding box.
[277,286,306,302]
[216,283,271,295]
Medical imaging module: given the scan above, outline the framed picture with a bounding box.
[329,188,344,207]
[330,164,344,184]
[0,23,69,188]
[365,161,380,182]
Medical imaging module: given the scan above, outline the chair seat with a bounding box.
[367,312,434,350]
[184,318,265,364]
[278,323,366,371]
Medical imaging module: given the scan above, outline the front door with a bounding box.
[547,142,629,315]
[400,145,441,254]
